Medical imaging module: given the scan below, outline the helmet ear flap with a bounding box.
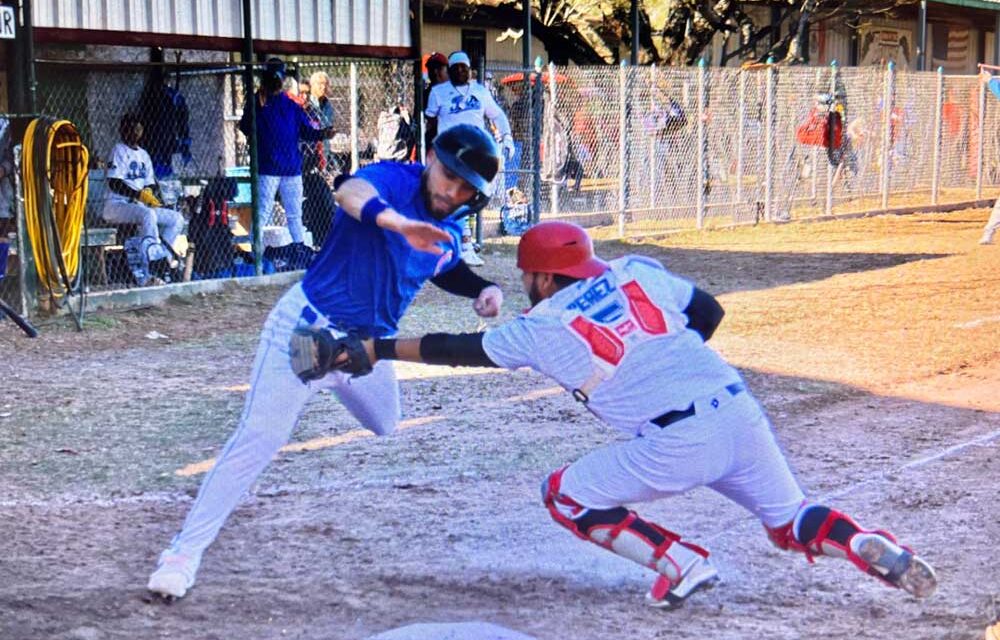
[448,192,490,221]
[466,191,490,214]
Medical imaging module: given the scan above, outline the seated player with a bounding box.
[102,113,183,285]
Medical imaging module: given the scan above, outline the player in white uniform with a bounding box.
[320,221,938,608]
[102,114,183,285]
[425,51,514,267]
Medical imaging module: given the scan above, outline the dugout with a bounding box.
[1,0,421,323]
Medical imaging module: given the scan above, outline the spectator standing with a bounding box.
[137,51,191,180]
[425,51,514,266]
[306,71,336,173]
[240,58,333,270]
[423,52,449,105]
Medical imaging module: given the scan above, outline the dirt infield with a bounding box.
[1,208,997,640]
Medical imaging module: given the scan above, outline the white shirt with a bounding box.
[425,81,512,140]
[482,256,741,435]
[106,142,155,203]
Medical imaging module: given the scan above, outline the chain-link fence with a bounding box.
[5,56,997,318]
[6,55,414,306]
[489,62,1000,237]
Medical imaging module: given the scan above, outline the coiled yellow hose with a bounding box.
[22,117,89,299]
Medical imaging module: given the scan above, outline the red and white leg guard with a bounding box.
[766,504,910,588]
[542,467,708,586]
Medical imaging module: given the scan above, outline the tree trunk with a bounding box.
[785,0,818,64]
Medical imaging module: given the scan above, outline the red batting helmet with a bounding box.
[517,221,609,279]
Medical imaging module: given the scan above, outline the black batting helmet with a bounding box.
[432,124,499,214]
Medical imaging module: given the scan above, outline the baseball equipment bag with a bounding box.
[188,177,238,277]
[375,106,415,162]
[288,328,372,382]
[499,186,532,236]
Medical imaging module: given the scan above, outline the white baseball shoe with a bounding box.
[147,551,200,600]
[461,243,485,267]
[645,555,720,609]
[850,532,937,598]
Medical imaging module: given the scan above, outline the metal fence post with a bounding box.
[932,66,943,205]
[825,61,837,216]
[12,144,35,316]
[649,64,657,206]
[764,58,775,222]
[548,61,559,215]
[736,68,745,221]
[532,56,543,224]
[977,70,986,199]
[810,68,821,202]
[880,61,895,210]
[618,60,627,237]
[350,62,359,172]
[240,0,262,276]
[696,58,707,229]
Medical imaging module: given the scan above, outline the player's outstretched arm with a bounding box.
[366,334,501,369]
[335,177,450,254]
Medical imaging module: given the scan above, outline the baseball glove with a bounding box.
[138,187,162,208]
[289,328,372,383]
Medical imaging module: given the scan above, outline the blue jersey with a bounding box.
[301,162,463,337]
[239,92,326,176]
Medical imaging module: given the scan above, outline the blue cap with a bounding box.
[448,51,471,67]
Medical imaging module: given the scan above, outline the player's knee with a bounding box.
[541,467,583,537]
[540,467,627,540]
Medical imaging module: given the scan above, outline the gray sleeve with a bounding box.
[481,317,539,370]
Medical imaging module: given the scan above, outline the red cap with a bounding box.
[517,221,608,279]
[426,52,448,69]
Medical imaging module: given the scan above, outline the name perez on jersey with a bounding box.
[567,279,615,313]
[566,279,639,337]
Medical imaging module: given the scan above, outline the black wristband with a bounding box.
[360,196,389,226]
[373,338,398,360]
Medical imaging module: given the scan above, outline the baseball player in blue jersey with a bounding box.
[307,221,938,609]
[146,124,505,599]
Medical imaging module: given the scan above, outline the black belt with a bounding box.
[651,382,745,428]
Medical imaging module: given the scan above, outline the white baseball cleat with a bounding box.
[462,243,485,267]
[850,532,938,599]
[147,552,199,600]
[645,555,720,609]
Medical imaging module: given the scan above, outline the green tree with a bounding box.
[465,0,918,65]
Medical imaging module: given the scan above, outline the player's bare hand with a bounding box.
[473,285,503,318]
[386,216,450,255]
